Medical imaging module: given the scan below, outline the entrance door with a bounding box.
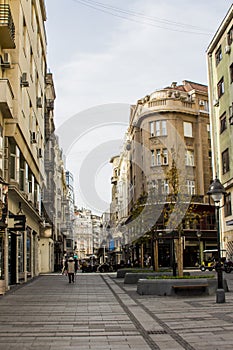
[183,246,198,267]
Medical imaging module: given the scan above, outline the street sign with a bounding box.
[8,215,26,231]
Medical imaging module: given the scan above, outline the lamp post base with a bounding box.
[216,288,225,303]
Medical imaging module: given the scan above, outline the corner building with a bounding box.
[122,81,215,268]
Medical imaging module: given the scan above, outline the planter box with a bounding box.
[117,268,152,279]
[137,278,228,296]
[124,272,172,284]
[117,267,170,278]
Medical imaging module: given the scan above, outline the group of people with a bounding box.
[62,255,78,283]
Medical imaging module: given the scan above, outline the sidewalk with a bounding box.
[0,272,233,349]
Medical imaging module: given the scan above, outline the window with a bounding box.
[224,193,232,217]
[222,148,230,174]
[156,149,161,165]
[161,120,167,135]
[187,180,195,195]
[151,150,155,166]
[149,122,154,136]
[155,121,160,136]
[184,122,193,137]
[220,113,227,133]
[215,46,222,65]
[151,179,156,188]
[30,49,35,82]
[0,126,3,177]
[162,149,168,165]
[185,150,194,166]
[227,25,233,45]
[19,155,25,191]
[10,142,20,181]
[207,124,211,139]
[162,180,169,194]
[217,77,224,98]
[229,103,233,127]
[230,63,233,83]
[154,120,167,136]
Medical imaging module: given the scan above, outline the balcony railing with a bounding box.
[0,4,15,49]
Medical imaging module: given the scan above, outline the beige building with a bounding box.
[109,139,131,265]
[0,0,47,292]
[0,0,73,292]
[207,4,233,259]
[73,208,93,259]
[116,81,215,267]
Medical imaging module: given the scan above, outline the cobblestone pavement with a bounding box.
[0,272,233,349]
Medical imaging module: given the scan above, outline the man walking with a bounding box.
[66,257,75,283]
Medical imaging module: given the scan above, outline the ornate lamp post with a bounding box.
[207,176,226,303]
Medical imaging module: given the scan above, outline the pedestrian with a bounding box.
[62,255,68,275]
[66,257,75,283]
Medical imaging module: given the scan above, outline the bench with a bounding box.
[172,284,208,294]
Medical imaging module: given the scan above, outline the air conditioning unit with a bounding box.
[213,99,219,107]
[225,45,231,54]
[199,100,205,106]
[37,97,42,108]
[20,72,29,87]
[1,52,11,68]
[30,131,37,143]
[38,148,43,158]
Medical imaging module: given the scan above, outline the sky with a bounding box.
[44,0,233,215]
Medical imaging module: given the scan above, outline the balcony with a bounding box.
[0,4,15,49]
[0,79,14,118]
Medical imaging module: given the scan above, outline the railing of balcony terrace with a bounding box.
[0,4,15,48]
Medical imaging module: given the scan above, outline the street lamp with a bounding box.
[196,230,202,266]
[207,176,227,303]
